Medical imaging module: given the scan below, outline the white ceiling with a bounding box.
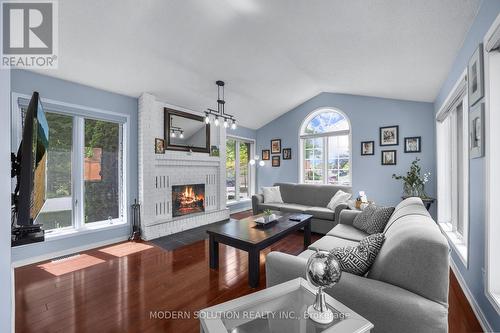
[34,0,481,129]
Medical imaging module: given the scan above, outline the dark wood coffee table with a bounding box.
[206,212,312,288]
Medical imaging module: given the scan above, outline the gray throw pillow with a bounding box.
[352,205,377,231]
[353,205,394,234]
[366,207,395,234]
[330,233,385,276]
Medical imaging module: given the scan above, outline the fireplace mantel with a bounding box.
[138,93,230,240]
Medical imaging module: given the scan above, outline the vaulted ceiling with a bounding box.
[33,0,481,129]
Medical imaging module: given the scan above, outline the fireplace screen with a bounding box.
[172,184,205,217]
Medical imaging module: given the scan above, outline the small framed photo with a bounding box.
[210,145,220,157]
[381,150,397,165]
[262,149,270,160]
[283,148,292,160]
[470,103,484,159]
[272,155,281,167]
[155,138,165,154]
[271,139,282,154]
[380,126,399,146]
[361,141,374,155]
[404,137,421,153]
[468,44,484,107]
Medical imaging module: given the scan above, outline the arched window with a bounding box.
[299,109,351,185]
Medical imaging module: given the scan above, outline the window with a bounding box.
[436,72,469,265]
[15,98,127,235]
[300,109,351,185]
[226,137,253,202]
[484,15,500,314]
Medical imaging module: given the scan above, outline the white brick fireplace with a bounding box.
[138,93,230,240]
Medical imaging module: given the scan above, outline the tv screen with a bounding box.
[16,92,49,226]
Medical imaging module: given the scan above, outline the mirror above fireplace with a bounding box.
[164,108,210,153]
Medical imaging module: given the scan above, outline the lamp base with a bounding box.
[307,304,334,324]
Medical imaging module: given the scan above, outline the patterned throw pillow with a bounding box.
[352,205,377,231]
[330,233,385,276]
[366,207,395,234]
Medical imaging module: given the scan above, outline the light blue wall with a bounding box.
[256,92,436,213]
[1,68,13,332]
[10,70,138,263]
[434,0,500,330]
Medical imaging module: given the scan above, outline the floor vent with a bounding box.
[51,253,81,263]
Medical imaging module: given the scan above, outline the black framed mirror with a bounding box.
[164,108,210,153]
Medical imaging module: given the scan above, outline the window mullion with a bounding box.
[73,117,85,229]
[323,137,328,184]
[235,141,241,201]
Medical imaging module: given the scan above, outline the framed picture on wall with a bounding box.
[381,150,397,165]
[272,155,281,167]
[404,137,421,153]
[283,148,292,160]
[468,44,484,107]
[271,139,282,154]
[155,138,165,154]
[470,103,484,159]
[361,141,374,155]
[379,126,399,146]
[262,149,270,160]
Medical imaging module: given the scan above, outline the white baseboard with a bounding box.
[11,236,129,268]
[449,259,493,332]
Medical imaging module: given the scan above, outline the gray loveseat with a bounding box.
[266,197,450,333]
[252,182,352,234]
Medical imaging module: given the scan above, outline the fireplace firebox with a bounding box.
[172,184,205,217]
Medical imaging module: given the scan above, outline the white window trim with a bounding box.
[484,12,500,315]
[11,93,130,238]
[298,108,352,185]
[226,134,256,205]
[435,70,469,268]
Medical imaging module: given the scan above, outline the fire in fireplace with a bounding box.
[172,184,205,217]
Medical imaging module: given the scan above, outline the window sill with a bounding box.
[226,198,252,207]
[438,222,468,267]
[44,220,128,242]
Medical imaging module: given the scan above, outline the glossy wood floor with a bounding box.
[15,210,482,333]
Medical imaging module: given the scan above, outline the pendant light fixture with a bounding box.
[205,81,237,130]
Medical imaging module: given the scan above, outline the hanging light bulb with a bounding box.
[204,114,210,124]
[249,159,256,165]
[259,161,265,167]
[223,119,229,128]
[171,131,176,138]
[231,120,237,130]
[179,131,184,139]
[214,116,220,126]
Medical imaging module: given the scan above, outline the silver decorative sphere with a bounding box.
[306,250,342,289]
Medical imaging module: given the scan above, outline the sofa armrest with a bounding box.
[338,209,361,226]
[328,272,448,333]
[265,251,307,287]
[252,194,264,215]
[333,203,349,223]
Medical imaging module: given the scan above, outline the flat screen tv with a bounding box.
[13,91,49,226]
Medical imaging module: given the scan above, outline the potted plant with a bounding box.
[392,158,431,198]
[263,209,274,223]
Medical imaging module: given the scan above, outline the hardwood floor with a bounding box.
[15,210,482,333]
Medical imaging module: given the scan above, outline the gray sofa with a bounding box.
[252,182,352,234]
[266,197,450,333]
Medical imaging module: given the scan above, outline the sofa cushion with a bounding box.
[384,201,430,233]
[308,235,358,251]
[352,205,377,230]
[259,203,285,211]
[365,206,395,234]
[327,224,369,241]
[274,182,351,207]
[330,233,385,275]
[298,249,316,259]
[305,207,335,221]
[279,203,311,213]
